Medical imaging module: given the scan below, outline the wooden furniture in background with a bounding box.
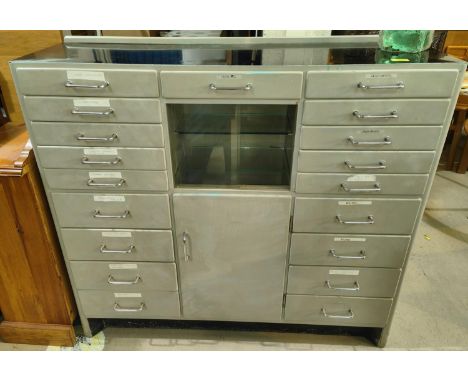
[458,119,468,173]
[0,123,77,346]
[0,31,62,124]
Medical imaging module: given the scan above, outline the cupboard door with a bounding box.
[173,193,292,322]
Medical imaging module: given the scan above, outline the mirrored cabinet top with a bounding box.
[14,36,459,66]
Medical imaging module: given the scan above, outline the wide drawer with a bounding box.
[287,266,400,298]
[70,261,178,291]
[284,295,392,327]
[300,126,442,151]
[297,151,434,174]
[43,169,168,191]
[16,68,159,97]
[78,290,180,319]
[293,197,421,234]
[295,173,429,195]
[305,69,458,99]
[302,99,450,125]
[24,97,161,123]
[160,71,303,99]
[61,229,174,262]
[51,193,171,229]
[290,233,410,268]
[30,122,164,148]
[36,146,166,170]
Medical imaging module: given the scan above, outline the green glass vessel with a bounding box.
[379,30,434,53]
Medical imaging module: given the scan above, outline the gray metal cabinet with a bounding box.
[173,193,292,322]
[10,37,466,346]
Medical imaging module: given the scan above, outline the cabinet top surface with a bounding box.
[12,36,464,68]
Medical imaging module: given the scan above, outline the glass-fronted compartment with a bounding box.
[167,104,297,188]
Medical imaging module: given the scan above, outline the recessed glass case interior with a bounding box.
[167,104,297,188]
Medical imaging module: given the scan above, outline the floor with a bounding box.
[1,170,467,351]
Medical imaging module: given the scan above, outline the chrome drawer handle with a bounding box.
[344,160,386,170]
[87,178,126,187]
[182,231,191,262]
[347,136,392,146]
[72,108,114,116]
[108,275,141,285]
[208,83,252,91]
[336,215,375,225]
[113,302,146,312]
[353,110,398,119]
[81,156,121,165]
[357,81,404,90]
[321,308,354,319]
[100,244,135,254]
[329,249,367,260]
[65,80,109,89]
[76,133,118,142]
[325,280,360,291]
[93,210,130,219]
[340,183,381,193]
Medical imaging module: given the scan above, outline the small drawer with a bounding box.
[160,71,303,99]
[302,99,450,126]
[51,192,171,229]
[36,146,166,170]
[44,169,168,191]
[305,69,458,99]
[16,67,159,97]
[295,173,429,195]
[297,151,434,174]
[293,197,421,235]
[61,229,174,262]
[78,290,180,319]
[300,126,442,151]
[284,295,392,328]
[287,266,400,298]
[24,97,161,123]
[290,233,410,268]
[30,122,164,148]
[70,261,178,291]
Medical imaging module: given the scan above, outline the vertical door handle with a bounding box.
[182,231,191,262]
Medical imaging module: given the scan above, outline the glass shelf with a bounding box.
[167,104,296,188]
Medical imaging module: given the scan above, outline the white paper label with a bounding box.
[114,293,142,298]
[365,73,397,79]
[93,195,125,202]
[346,174,377,182]
[338,201,372,206]
[329,269,360,276]
[83,148,118,156]
[334,237,367,242]
[102,231,132,238]
[67,70,106,82]
[73,98,110,108]
[89,171,122,179]
[109,264,137,270]
[216,73,242,79]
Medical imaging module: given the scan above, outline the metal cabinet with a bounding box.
[173,193,292,322]
[10,39,465,346]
